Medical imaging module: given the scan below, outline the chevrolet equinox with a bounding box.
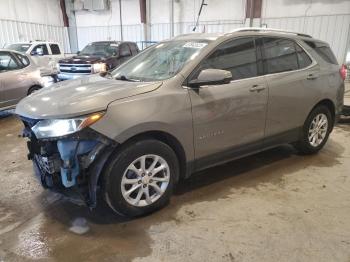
[15,28,345,217]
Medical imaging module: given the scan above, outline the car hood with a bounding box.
[15,75,162,119]
[59,55,106,64]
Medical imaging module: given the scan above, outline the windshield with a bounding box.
[6,44,31,53]
[112,40,209,81]
[80,42,119,56]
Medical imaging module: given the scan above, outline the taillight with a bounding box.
[340,64,347,81]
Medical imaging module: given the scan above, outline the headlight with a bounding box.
[31,112,105,139]
[92,63,107,73]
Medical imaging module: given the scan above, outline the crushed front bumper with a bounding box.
[21,116,117,208]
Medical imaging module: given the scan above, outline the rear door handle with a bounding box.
[307,73,319,80]
[249,85,266,92]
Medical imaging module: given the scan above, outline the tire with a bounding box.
[102,139,179,217]
[27,85,42,95]
[294,105,333,154]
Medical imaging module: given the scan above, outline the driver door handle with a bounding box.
[249,84,266,92]
[307,73,319,80]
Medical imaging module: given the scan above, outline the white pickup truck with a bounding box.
[5,41,65,76]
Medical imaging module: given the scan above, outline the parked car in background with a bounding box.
[6,41,64,76]
[16,28,344,217]
[57,41,139,81]
[0,49,53,111]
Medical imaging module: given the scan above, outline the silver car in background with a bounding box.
[16,28,345,217]
[0,49,53,111]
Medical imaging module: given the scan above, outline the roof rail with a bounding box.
[29,40,46,43]
[228,27,312,38]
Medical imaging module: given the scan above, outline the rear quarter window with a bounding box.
[304,41,338,65]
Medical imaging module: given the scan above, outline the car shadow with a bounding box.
[42,140,343,226]
[28,138,344,261]
[339,115,350,124]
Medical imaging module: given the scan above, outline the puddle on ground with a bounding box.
[15,214,51,260]
[69,217,90,235]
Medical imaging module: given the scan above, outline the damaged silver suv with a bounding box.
[16,28,345,217]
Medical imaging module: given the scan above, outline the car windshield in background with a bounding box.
[112,40,210,82]
[80,43,119,56]
[6,44,31,53]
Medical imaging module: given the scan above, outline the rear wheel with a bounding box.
[294,105,333,154]
[27,85,42,95]
[102,139,179,217]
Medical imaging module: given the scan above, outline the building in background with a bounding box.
[0,0,70,53]
[0,0,349,63]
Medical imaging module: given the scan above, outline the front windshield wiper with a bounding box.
[115,75,140,82]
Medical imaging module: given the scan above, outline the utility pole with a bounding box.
[140,0,148,46]
[119,0,123,41]
[192,0,207,32]
[170,0,174,37]
[249,0,255,27]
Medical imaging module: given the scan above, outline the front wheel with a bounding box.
[102,139,179,217]
[294,105,333,154]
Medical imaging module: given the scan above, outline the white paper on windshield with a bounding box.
[183,42,208,49]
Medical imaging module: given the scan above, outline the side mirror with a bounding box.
[77,51,81,55]
[188,69,232,88]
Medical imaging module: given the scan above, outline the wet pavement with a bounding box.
[1,113,350,261]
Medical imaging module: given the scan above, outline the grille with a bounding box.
[59,64,92,74]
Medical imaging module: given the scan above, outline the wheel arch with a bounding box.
[120,130,189,181]
[312,99,336,129]
[27,84,43,95]
[96,129,190,194]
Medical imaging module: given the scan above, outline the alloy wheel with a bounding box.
[308,113,328,147]
[121,154,170,207]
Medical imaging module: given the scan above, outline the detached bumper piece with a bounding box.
[21,117,117,208]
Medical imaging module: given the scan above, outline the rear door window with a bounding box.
[49,44,61,55]
[262,37,299,74]
[198,37,258,80]
[0,52,20,71]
